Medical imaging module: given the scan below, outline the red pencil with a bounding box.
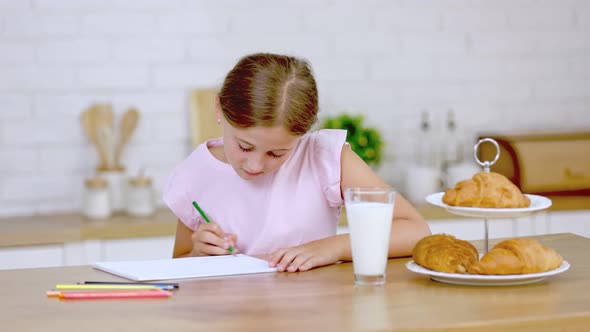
[57,290,171,299]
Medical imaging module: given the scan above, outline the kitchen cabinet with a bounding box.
[426,210,589,240]
[338,210,589,241]
[0,210,587,270]
[0,244,64,269]
[546,210,589,237]
[0,236,175,270]
[99,236,174,262]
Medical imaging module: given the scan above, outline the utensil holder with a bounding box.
[126,175,155,217]
[83,177,111,219]
[98,169,126,213]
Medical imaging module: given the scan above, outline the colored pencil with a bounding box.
[56,290,171,299]
[77,281,179,289]
[192,200,235,254]
[47,290,165,297]
[55,284,174,291]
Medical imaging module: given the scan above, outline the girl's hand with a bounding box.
[191,221,238,256]
[268,236,345,272]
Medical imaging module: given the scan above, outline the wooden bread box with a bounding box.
[189,88,222,149]
[478,132,590,196]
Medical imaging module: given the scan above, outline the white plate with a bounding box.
[406,260,570,286]
[425,192,552,218]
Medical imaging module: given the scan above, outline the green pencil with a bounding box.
[192,200,234,254]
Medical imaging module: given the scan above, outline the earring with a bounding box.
[217,119,221,125]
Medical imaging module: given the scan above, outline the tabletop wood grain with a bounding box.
[1,233,588,332]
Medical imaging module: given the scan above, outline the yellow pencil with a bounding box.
[54,284,174,291]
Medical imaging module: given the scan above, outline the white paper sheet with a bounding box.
[92,254,277,281]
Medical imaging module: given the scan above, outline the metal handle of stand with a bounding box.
[473,138,500,173]
[473,138,500,253]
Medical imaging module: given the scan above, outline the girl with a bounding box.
[163,53,431,272]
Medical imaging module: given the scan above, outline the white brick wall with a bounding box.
[0,0,589,217]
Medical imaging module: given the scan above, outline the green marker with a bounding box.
[192,201,235,254]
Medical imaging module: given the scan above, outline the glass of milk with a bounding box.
[344,188,395,286]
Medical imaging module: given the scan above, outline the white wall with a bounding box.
[1,0,589,217]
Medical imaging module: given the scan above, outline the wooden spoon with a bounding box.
[81,105,109,170]
[97,124,115,171]
[114,108,140,170]
[97,103,115,170]
[97,103,113,130]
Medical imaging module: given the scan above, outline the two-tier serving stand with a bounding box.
[425,138,552,253]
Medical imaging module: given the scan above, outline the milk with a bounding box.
[346,202,394,276]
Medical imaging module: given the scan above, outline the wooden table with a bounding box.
[1,233,588,332]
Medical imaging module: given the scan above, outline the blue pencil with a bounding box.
[77,281,179,289]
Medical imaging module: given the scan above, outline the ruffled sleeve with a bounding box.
[310,129,348,208]
[161,153,203,230]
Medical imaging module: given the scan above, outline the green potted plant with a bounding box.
[321,113,384,166]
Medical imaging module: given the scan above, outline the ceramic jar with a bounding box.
[83,177,111,219]
[126,175,154,217]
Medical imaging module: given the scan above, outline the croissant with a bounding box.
[443,171,530,208]
[412,234,479,274]
[468,238,563,275]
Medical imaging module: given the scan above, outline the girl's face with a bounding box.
[221,118,301,180]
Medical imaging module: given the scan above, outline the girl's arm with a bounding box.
[268,145,431,272]
[173,220,194,258]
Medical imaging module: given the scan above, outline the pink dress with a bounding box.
[162,129,347,256]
